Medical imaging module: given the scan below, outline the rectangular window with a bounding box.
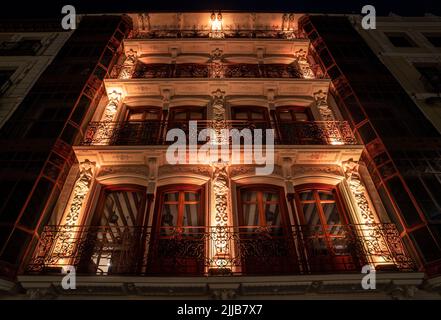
[414,63,441,93]
[386,32,417,47]
[424,33,441,47]
[0,69,14,96]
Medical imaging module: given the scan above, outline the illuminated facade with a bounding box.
[1,12,441,299]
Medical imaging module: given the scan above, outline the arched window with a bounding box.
[78,185,147,275]
[114,106,162,145]
[294,184,361,272]
[168,106,206,122]
[168,106,207,142]
[236,185,299,274]
[148,184,205,275]
[125,106,162,121]
[276,106,313,122]
[231,106,269,122]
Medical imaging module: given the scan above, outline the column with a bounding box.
[342,159,407,269]
[52,159,96,266]
[313,90,347,145]
[118,49,138,79]
[294,48,315,79]
[86,90,123,145]
[209,89,233,274]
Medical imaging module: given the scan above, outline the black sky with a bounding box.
[1,0,440,18]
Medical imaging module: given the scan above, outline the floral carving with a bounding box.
[118,49,137,79]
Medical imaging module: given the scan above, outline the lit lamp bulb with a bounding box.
[210,12,224,38]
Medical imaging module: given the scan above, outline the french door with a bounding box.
[168,106,207,143]
[294,184,361,272]
[79,186,147,275]
[275,106,317,144]
[236,185,298,274]
[116,106,162,145]
[148,185,206,275]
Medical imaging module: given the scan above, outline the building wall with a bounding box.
[0,15,132,279]
[299,14,441,275]
[0,28,73,128]
[2,12,439,299]
[353,15,441,134]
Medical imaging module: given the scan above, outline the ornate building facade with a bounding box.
[1,12,441,299]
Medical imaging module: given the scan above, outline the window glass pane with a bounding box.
[251,111,265,120]
[172,111,186,120]
[318,190,334,200]
[145,111,160,120]
[234,111,248,120]
[164,192,179,202]
[294,112,309,121]
[264,203,280,227]
[241,190,257,202]
[242,203,259,226]
[128,112,143,121]
[183,203,200,229]
[321,203,341,225]
[184,192,199,202]
[101,190,143,228]
[299,191,314,201]
[302,203,320,225]
[161,203,178,229]
[263,191,278,202]
[190,111,203,119]
[278,111,292,121]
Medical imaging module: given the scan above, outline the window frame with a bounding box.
[236,184,290,228]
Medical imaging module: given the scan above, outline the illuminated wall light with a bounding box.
[209,12,224,39]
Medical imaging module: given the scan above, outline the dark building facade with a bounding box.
[0,15,131,278]
[299,15,441,274]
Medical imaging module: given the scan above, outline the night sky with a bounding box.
[1,0,440,18]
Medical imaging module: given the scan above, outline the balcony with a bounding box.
[26,224,415,276]
[128,29,305,40]
[81,120,358,146]
[109,62,306,79]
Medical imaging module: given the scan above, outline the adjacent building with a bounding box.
[0,12,440,299]
[0,20,73,128]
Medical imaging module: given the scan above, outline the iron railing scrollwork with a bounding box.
[129,63,304,79]
[81,120,358,146]
[128,29,305,40]
[27,223,415,276]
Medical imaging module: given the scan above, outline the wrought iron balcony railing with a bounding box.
[127,63,304,79]
[81,120,358,146]
[128,29,305,40]
[26,224,415,276]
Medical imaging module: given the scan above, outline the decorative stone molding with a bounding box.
[160,87,172,105]
[118,49,138,79]
[313,90,335,121]
[211,288,237,300]
[211,89,229,146]
[293,165,343,177]
[229,165,283,178]
[97,165,149,178]
[147,157,158,194]
[62,160,96,226]
[210,161,232,270]
[342,160,375,224]
[294,48,315,79]
[158,165,212,177]
[101,90,122,122]
[52,160,96,260]
[209,49,224,78]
